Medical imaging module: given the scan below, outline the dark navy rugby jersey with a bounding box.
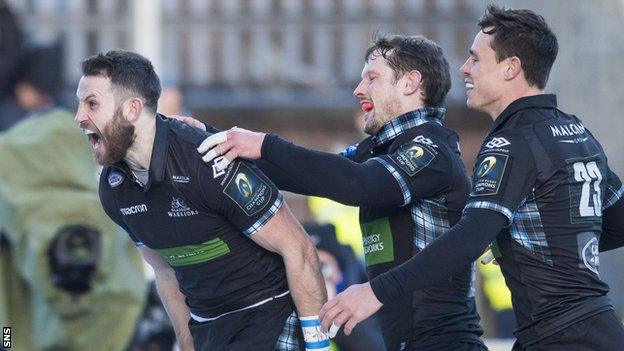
[350,110,483,350]
[258,109,485,350]
[99,115,288,319]
[466,94,624,342]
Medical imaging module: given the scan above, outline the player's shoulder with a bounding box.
[392,124,457,155]
[164,117,217,172]
[168,117,211,148]
[340,137,374,161]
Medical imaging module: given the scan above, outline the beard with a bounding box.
[97,106,136,165]
[364,112,385,135]
[363,98,402,135]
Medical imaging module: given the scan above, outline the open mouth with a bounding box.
[465,82,474,90]
[83,128,102,150]
[360,101,374,112]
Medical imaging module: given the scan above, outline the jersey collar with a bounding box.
[371,107,446,148]
[147,114,171,187]
[109,114,170,191]
[490,94,557,133]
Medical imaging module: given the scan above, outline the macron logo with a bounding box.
[485,137,511,149]
[120,204,148,216]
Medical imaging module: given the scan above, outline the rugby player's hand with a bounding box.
[168,115,207,131]
[319,282,382,336]
[197,127,265,171]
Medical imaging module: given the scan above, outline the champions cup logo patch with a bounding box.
[388,141,436,177]
[235,173,253,198]
[168,197,199,217]
[476,156,497,177]
[224,163,272,216]
[471,153,508,196]
[108,172,124,187]
[406,145,424,159]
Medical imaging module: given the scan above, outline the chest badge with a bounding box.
[168,197,199,217]
[108,171,124,187]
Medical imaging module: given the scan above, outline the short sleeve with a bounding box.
[371,133,452,205]
[465,132,537,224]
[199,159,282,236]
[603,167,624,210]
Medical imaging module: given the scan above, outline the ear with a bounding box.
[125,98,145,122]
[504,56,522,81]
[403,70,422,96]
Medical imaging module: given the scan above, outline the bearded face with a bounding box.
[353,52,405,136]
[83,104,135,166]
[97,105,136,165]
[76,75,138,166]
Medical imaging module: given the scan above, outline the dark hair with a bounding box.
[364,34,451,107]
[478,4,558,89]
[81,50,161,113]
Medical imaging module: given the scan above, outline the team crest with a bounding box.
[167,197,199,217]
[108,171,124,187]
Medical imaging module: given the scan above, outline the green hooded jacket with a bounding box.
[0,108,146,351]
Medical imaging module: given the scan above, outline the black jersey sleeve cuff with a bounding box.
[370,271,398,305]
[464,200,514,226]
[242,193,284,236]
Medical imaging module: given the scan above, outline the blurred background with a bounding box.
[1,0,623,350]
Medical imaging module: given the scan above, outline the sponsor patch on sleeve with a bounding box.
[223,162,273,216]
[387,141,436,177]
[471,153,509,196]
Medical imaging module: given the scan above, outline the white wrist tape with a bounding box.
[299,316,330,351]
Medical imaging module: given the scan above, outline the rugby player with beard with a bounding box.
[75,50,329,351]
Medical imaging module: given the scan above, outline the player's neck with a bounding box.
[124,114,157,171]
[491,86,544,121]
[390,100,426,121]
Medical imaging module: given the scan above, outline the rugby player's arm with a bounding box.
[600,197,624,252]
[320,208,506,334]
[189,120,312,195]
[259,134,412,207]
[370,208,507,303]
[253,158,314,195]
[249,202,327,317]
[138,246,195,351]
[197,129,414,206]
